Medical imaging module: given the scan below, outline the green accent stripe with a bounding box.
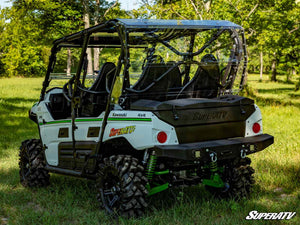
[39,117,151,125]
[107,118,152,122]
[39,118,102,126]
[75,118,103,122]
[39,120,71,125]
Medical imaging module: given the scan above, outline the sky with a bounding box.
[0,0,139,11]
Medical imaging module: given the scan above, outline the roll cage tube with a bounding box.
[121,27,247,96]
[95,21,127,158]
[39,21,112,102]
[220,29,245,92]
[183,34,195,85]
[147,29,225,57]
[240,29,248,90]
[39,44,59,102]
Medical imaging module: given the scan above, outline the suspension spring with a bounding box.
[210,160,218,173]
[146,152,157,180]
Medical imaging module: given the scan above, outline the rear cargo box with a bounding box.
[131,95,255,143]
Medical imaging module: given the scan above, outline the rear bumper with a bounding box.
[154,134,274,161]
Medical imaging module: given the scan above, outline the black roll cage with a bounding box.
[39,19,248,166]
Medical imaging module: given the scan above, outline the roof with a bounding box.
[116,19,242,30]
[54,19,242,47]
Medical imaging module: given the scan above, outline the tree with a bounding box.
[0,0,127,77]
[0,0,84,77]
[139,0,300,81]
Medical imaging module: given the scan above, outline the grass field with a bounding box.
[0,75,299,225]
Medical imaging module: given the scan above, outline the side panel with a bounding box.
[39,116,103,166]
[37,91,104,166]
[102,111,178,150]
[37,101,179,165]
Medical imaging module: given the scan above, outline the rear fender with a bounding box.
[245,105,263,137]
[102,111,178,150]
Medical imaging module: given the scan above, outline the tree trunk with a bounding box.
[94,48,100,72]
[292,67,296,76]
[93,0,100,73]
[83,0,93,75]
[67,48,71,76]
[271,59,277,81]
[286,69,291,82]
[204,0,212,12]
[260,51,263,80]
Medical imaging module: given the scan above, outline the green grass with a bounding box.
[247,74,300,106]
[0,76,299,224]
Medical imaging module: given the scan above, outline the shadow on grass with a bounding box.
[255,96,300,107]
[258,87,295,94]
[1,164,299,225]
[0,97,36,126]
[255,159,300,193]
[275,79,296,85]
[1,97,38,103]
[289,93,300,98]
[0,97,39,156]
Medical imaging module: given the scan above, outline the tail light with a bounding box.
[252,122,261,133]
[157,131,167,143]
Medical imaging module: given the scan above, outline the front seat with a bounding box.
[81,62,116,116]
[89,62,116,92]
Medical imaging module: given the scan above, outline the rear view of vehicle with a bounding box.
[19,19,273,218]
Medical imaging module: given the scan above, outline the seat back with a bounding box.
[89,62,116,92]
[131,63,182,101]
[81,62,116,117]
[180,54,220,98]
[132,63,169,90]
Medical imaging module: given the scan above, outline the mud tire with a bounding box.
[206,157,255,200]
[19,139,50,187]
[96,155,148,218]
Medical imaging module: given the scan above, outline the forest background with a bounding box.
[0,1,300,224]
[0,0,299,86]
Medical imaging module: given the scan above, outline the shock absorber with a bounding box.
[146,152,157,180]
[202,152,224,188]
[209,152,218,173]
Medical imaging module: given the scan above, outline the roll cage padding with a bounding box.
[178,54,220,98]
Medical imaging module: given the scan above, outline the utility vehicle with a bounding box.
[19,19,274,217]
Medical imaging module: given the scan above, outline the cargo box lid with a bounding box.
[131,95,254,111]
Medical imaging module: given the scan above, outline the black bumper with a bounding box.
[154,134,274,161]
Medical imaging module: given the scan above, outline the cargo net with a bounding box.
[124,28,247,102]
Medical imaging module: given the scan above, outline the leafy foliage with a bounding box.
[0,0,299,81]
[0,0,126,77]
[139,0,300,82]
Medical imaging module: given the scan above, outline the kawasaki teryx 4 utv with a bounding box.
[19,19,274,217]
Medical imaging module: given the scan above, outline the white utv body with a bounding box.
[20,19,273,217]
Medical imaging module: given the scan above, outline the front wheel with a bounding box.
[19,139,50,187]
[96,155,148,218]
[205,157,255,200]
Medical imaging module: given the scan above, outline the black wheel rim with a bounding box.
[100,167,121,214]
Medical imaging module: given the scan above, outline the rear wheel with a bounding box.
[96,155,148,218]
[205,157,255,200]
[19,139,50,187]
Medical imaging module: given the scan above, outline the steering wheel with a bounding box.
[62,77,75,102]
